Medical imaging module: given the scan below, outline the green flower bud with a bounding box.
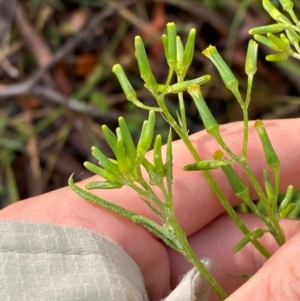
[187,84,219,135]
[279,203,296,218]
[162,34,168,58]
[84,162,119,182]
[279,0,298,23]
[153,134,164,174]
[262,0,292,24]
[112,63,161,111]
[166,75,211,94]
[112,64,137,102]
[184,156,231,171]
[245,39,258,77]
[165,129,173,194]
[176,36,184,75]
[254,120,279,170]
[135,36,158,94]
[91,146,120,174]
[85,181,123,190]
[233,229,265,253]
[116,138,132,174]
[249,23,290,35]
[279,185,294,211]
[101,125,118,156]
[267,33,290,51]
[166,22,177,68]
[263,169,276,207]
[279,0,293,12]
[286,29,300,49]
[253,34,281,51]
[221,164,249,200]
[137,111,155,160]
[182,28,196,75]
[118,117,136,158]
[202,45,239,93]
[266,52,289,61]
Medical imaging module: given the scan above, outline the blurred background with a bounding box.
[1,0,300,208]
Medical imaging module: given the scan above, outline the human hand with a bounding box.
[1,119,300,301]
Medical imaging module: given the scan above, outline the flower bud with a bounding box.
[245,39,258,77]
[249,23,290,35]
[202,45,239,93]
[166,22,177,68]
[187,84,219,135]
[135,36,157,94]
[254,120,279,170]
[118,117,136,158]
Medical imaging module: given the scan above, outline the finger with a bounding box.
[74,118,300,235]
[169,118,300,235]
[167,214,300,300]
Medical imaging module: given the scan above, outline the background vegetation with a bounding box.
[1,0,300,208]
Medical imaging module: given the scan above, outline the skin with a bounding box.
[1,119,300,301]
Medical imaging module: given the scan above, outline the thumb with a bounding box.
[225,229,300,301]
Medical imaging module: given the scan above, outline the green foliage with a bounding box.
[250,0,300,61]
[70,1,300,299]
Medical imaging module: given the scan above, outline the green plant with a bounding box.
[69,0,300,299]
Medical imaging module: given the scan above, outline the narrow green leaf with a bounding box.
[69,174,136,221]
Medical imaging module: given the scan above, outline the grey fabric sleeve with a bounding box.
[0,221,148,301]
[0,221,211,301]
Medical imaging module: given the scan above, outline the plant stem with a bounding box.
[242,163,286,245]
[169,214,228,299]
[156,95,272,258]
